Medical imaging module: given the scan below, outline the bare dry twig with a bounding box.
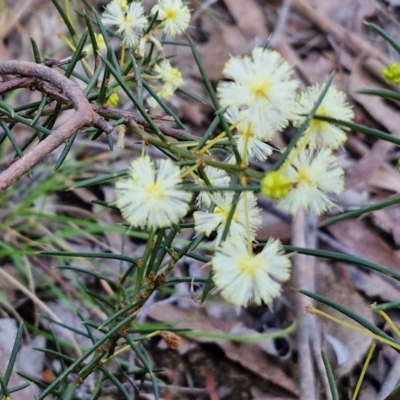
[0,60,113,191]
[0,79,196,142]
[292,211,319,400]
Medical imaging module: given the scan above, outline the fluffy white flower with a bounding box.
[193,191,261,244]
[102,0,148,48]
[152,0,191,36]
[278,149,344,215]
[225,107,276,140]
[157,85,175,99]
[153,60,183,88]
[217,48,299,132]
[115,157,192,229]
[292,84,354,150]
[148,60,183,106]
[194,166,230,208]
[225,107,274,164]
[212,236,291,307]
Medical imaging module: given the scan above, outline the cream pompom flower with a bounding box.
[225,107,274,165]
[152,0,191,36]
[278,149,344,215]
[102,0,148,48]
[292,84,354,150]
[212,236,291,308]
[193,191,261,244]
[148,60,184,107]
[115,157,192,229]
[194,166,230,209]
[225,107,276,141]
[217,48,299,132]
[153,60,183,88]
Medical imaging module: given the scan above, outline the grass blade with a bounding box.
[284,245,400,281]
[40,250,138,267]
[321,350,339,400]
[187,36,240,162]
[50,0,76,40]
[4,323,24,386]
[366,22,400,55]
[0,121,23,158]
[274,75,333,170]
[30,37,42,63]
[299,289,391,340]
[357,88,400,102]
[322,194,400,226]
[314,115,400,146]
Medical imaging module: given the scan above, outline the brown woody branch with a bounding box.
[93,107,197,141]
[0,60,113,192]
[0,82,196,143]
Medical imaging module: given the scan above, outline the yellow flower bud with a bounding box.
[107,91,120,107]
[382,63,400,85]
[260,171,292,200]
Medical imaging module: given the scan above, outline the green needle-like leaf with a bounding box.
[321,350,339,400]
[322,194,400,226]
[299,289,392,340]
[274,75,333,170]
[285,246,400,281]
[314,115,400,146]
[366,22,400,55]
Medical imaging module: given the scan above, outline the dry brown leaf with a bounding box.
[345,140,398,192]
[257,211,291,242]
[222,0,269,39]
[297,51,336,84]
[349,266,400,302]
[372,205,400,247]
[148,303,299,396]
[326,219,400,271]
[251,386,297,400]
[316,263,375,376]
[176,100,205,126]
[195,20,255,81]
[369,164,400,193]
[308,0,375,27]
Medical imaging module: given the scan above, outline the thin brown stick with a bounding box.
[269,0,292,48]
[0,78,196,142]
[94,106,197,141]
[1,102,195,143]
[292,211,318,400]
[0,60,113,191]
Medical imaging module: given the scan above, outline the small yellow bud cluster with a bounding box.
[106,91,120,107]
[260,171,292,201]
[382,63,400,85]
[148,60,184,107]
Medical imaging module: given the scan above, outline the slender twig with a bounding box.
[269,0,292,48]
[292,211,318,400]
[94,106,197,141]
[0,60,113,191]
[0,81,196,142]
